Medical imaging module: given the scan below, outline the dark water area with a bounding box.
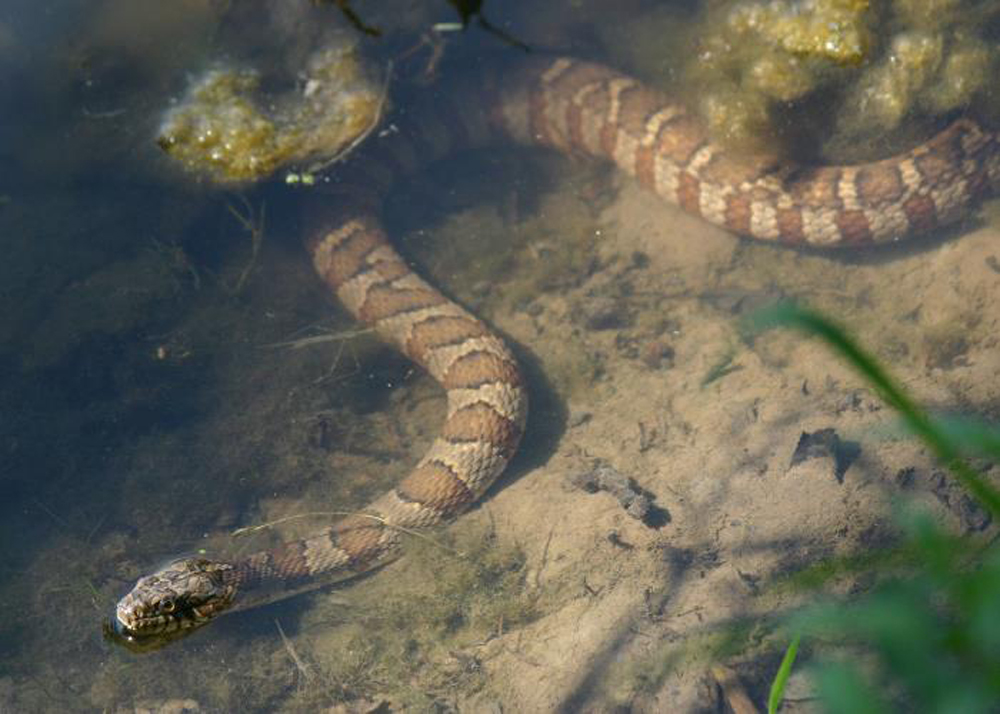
[2,1,1000,711]
[0,3,568,710]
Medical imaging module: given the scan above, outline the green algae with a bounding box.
[157,43,382,184]
[679,0,1000,156]
[845,31,945,132]
[728,0,872,66]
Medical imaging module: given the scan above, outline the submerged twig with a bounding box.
[226,195,265,295]
[712,664,760,714]
[31,497,71,531]
[313,0,382,36]
[231,510,465,557]
[261,327,375,351]
[275,619,315,681]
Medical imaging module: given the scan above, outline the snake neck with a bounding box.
[224,517,401,611]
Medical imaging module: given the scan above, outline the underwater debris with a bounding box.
[789,428,860,483]
[571,460,655,523]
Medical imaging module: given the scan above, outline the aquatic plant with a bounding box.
[686,0,1000,152]
[157,43,383,183]
[749,304,1000,712]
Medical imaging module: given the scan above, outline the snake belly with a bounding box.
[112,56,1000,642]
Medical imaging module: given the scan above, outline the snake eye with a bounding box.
[161,598,176,613]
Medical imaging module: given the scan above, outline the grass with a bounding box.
[768,633,800,714]
[746,302,1000,713]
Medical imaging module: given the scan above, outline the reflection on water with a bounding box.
[1,0,999,711]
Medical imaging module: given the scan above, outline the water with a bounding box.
[1,1,999,711]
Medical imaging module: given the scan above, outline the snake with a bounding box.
[110,56,1000,647]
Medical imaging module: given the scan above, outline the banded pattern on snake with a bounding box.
[112,56,1000,645]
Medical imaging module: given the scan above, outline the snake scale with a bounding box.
[112,56,1000,644]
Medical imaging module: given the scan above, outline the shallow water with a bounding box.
[2,1,999,711]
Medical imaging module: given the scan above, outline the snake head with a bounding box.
[112,557,238,645]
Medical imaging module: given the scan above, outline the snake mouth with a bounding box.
[114,598,180,635]
[103,613,199,654]
[115,594,220,638]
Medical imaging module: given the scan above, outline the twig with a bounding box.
[711,664,760,714]
[317,0,382,37]
[85,580,107,613]
[231,510,464,556]
[311,335,353,385]
[226,196,265,295]
[275,619,314,681]
[397,31,448,82]
[31,498,71,531]
[260,327,374,351]
[534,527,554,590]
[85,512,109,545]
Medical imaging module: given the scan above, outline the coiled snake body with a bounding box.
[112,57,1000,644]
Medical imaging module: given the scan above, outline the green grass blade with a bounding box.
[812,661,890,714]
[768,633,801,714]
[928,414,1000,459]
[746,303,1000,518]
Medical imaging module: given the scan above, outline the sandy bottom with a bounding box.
[1,136,999,713]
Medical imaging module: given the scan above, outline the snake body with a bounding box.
[113,57,1000,643]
